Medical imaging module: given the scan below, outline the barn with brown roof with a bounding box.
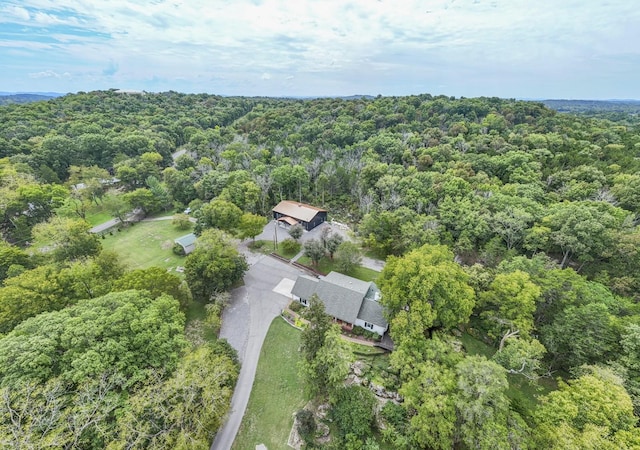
[272,200,327,231]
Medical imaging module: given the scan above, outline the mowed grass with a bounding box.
[100,219,192,272]
[84,192,119,226]
[297,255,380,281]
[250,239,300,259]
[232,317,305,450]
[85,209,112,226]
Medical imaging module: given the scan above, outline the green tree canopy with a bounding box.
[32,216,102,262]
[0,290,186,388]
[113,266,190,309]
[478,270,541,340]
[238,212,267,241]
[196,198,242,234]
[534,366,637,448]
[184,229,247,302]
[111,342,239,450]
[379,244,475,365]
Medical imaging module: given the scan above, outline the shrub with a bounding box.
[351,327,382,341]
[172,213,192,230]
[289,301,303,313]
[281,238,301,255]
[173,242,186,256]
[289,223,304,240]
[380,402,407,433]
[330,385,377,440]
[249,240,265,250]
[296,409,316,445]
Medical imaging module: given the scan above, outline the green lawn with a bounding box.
[232,317,306,450]
[100,220,192,272]
[84,193,118,226]
[297,255,380,281]
[250,239,300,259]
[85,209,112,226]
[233,319,397,449]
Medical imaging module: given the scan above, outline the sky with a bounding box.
[0,0,639,99]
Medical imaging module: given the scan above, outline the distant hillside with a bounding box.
[0,93,58,105]
[543,99,640,114]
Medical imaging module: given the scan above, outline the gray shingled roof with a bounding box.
[315,278,366,324]
[323,271,370,294]
[291,275,318,299]
[272,200,326,222]
[291,271,388,328]
[357,299,388,328]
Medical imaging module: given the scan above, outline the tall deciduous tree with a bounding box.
[303,239,326,267]
[535,201,627,268]
[542,302,617,371]
[0,290,186,388]
[300,295,331,358]
[0,241,30,282]
[300,296,350,397]
[113,266,190,310]
[478,270,540,340]
[400,356,459,449]
[238,213,267,241]
[195,198,242,234]
[300,326,351,398]
[379,245,475,362]
[334,241,362,274]
[330,386,377,441]
[124,187,158,214]
[325,233,344,260]
[534,366,637,448]
[184,229,247,302]
[103,194,129,224]
[112,342,239,449]
[32,217,102,262]
[455,356,525,450]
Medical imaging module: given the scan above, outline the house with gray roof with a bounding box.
[272,200,327,231]
[291,271,388,336]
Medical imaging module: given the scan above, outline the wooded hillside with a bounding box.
[2,90,640,448]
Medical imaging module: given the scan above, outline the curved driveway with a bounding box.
[210,252,305,450]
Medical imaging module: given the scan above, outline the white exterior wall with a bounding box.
[292,295,309,306]
[354,318,387,336]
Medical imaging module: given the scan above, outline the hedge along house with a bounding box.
[291,271,388,336]
[272,200,327,231]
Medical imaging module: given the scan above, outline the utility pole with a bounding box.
[273,219,278,251]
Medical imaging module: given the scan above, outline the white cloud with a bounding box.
[28,69,69,78]
[2,5,30,21]
[1,0,639,97]
[261,72,271,80]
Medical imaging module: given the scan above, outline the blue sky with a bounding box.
[0,0,638,99]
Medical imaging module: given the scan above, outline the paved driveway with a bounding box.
[211,253,305,450]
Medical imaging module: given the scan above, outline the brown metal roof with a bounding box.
[272,201,326,222]
[277,216,299,226]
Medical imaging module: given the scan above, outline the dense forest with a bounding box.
[1,90,640,448]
